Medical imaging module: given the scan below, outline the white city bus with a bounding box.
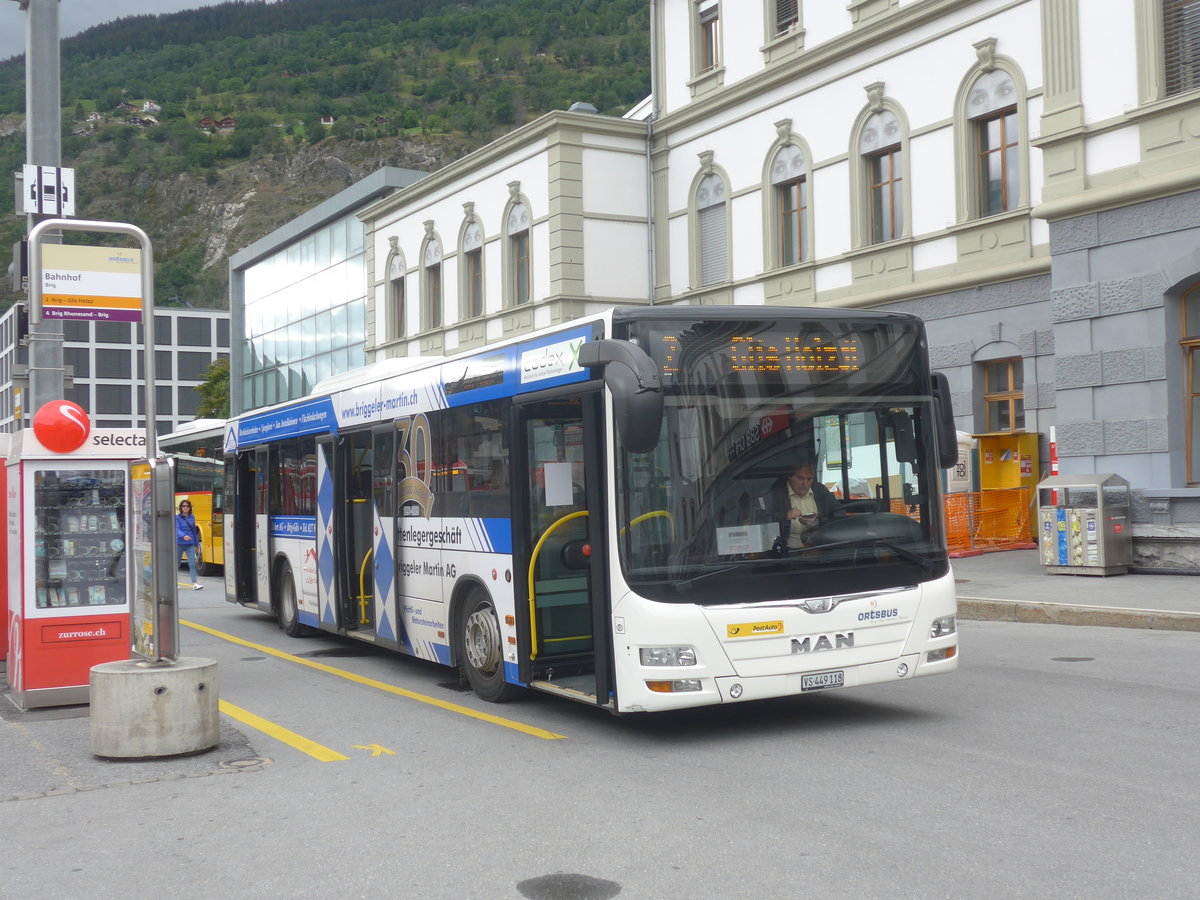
[223,306,960,713]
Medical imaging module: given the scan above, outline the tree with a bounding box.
[195,358,230,418]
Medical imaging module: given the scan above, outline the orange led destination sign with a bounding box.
[659,334,861,375]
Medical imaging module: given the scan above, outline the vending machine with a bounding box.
[5,420,145,709]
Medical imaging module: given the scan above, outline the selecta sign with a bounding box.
[40,244,143,323]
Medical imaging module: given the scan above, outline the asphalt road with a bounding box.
[2,577,1197,899]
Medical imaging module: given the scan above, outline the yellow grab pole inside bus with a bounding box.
[527,510,588,661]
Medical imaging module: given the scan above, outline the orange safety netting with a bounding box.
[888,488,1036,557]
[942,488,1037,557]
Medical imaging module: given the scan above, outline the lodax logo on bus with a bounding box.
[520,338,584,384]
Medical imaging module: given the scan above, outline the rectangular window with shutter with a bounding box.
[776,0,799,34]
[699,3,719,72]
[1165,0,1200,95]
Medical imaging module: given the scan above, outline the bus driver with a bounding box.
[770,459,842,550]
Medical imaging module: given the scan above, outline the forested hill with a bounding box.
[0,0,650,310]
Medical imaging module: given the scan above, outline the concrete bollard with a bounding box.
[90,657,219,758]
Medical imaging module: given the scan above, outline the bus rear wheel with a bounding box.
[277,563,308,638]
[459,589,523,702]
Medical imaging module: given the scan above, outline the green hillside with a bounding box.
[0,0,650,309]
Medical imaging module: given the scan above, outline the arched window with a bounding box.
[859,109,903,244]
[695,171,728,286]
[770,143,808,267]
[460,218,484,319]
[386,247,406,339]
[968,69,1020,216]
[505,198,531,306]
[421,227,443,331]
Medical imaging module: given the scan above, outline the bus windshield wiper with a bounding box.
[796,536,935,571]
[671,563,746,593]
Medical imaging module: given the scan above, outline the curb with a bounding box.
[957,596,1200,632]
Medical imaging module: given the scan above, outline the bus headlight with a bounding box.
[930,615,956,638]
[639,646,697,666]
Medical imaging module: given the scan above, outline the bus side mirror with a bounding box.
[931,372,958,470]
[578,339,663,454]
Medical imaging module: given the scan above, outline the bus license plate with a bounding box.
[801,670,844,691]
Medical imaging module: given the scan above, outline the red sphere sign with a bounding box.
[33,401,91,453]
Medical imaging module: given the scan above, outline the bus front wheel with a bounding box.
[459,588,523,703]
[277,563,308,638]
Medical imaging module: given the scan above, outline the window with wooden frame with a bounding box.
[422,236,442,330]
[387,251,405,339]
[771,143,807,267]
[860,109,903,244]
[507,200,531,307]
[1164,0,1200,96]
[699,1,720,72]
[983,358,1025,432]
[968,69,1019,216]
[460,220,484,320]
[1181,284,1200,482]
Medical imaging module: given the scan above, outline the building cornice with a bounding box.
[361,111,648,222]
[654,0,1030,136]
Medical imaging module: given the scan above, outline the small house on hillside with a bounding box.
[218,117,237,133]
[320,115,336,126]
[143,100,161,113]
[198,117,218,130]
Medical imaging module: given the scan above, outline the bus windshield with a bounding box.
[614,315,948,603]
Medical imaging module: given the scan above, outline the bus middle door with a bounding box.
[253,446,270,611]
[516,389,612,707]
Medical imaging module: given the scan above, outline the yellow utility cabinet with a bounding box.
[973,431,1040,492]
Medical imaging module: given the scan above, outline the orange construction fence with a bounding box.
[942,487,1037,557]
[888,487,1036,557]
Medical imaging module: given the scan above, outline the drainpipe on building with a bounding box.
[645,0,659,306]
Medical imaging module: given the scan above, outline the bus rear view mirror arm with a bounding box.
[578,339,664,454]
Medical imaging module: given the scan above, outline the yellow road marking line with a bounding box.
[181,619,567,741]
[218,699,349,762]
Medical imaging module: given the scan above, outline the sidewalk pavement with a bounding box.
[951,548,1200,631]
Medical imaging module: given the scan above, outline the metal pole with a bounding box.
[23,0,65,417]
[28,218,158,457]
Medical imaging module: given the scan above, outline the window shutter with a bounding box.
[1164,0,1200,96]
[776,0,798,33]
[699,204,726,286]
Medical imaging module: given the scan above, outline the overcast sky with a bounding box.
[1,1,243,64]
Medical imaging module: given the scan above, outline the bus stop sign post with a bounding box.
[26,218,182,665]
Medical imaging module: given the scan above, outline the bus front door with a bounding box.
[517,391,612,707]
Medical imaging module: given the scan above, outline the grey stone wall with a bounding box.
[1046,189,1200,571]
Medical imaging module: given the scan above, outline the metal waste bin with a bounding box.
[1036,473,1131,575]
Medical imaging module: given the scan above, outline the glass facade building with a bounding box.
[229,167,426,417]
[241,213,368,409]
